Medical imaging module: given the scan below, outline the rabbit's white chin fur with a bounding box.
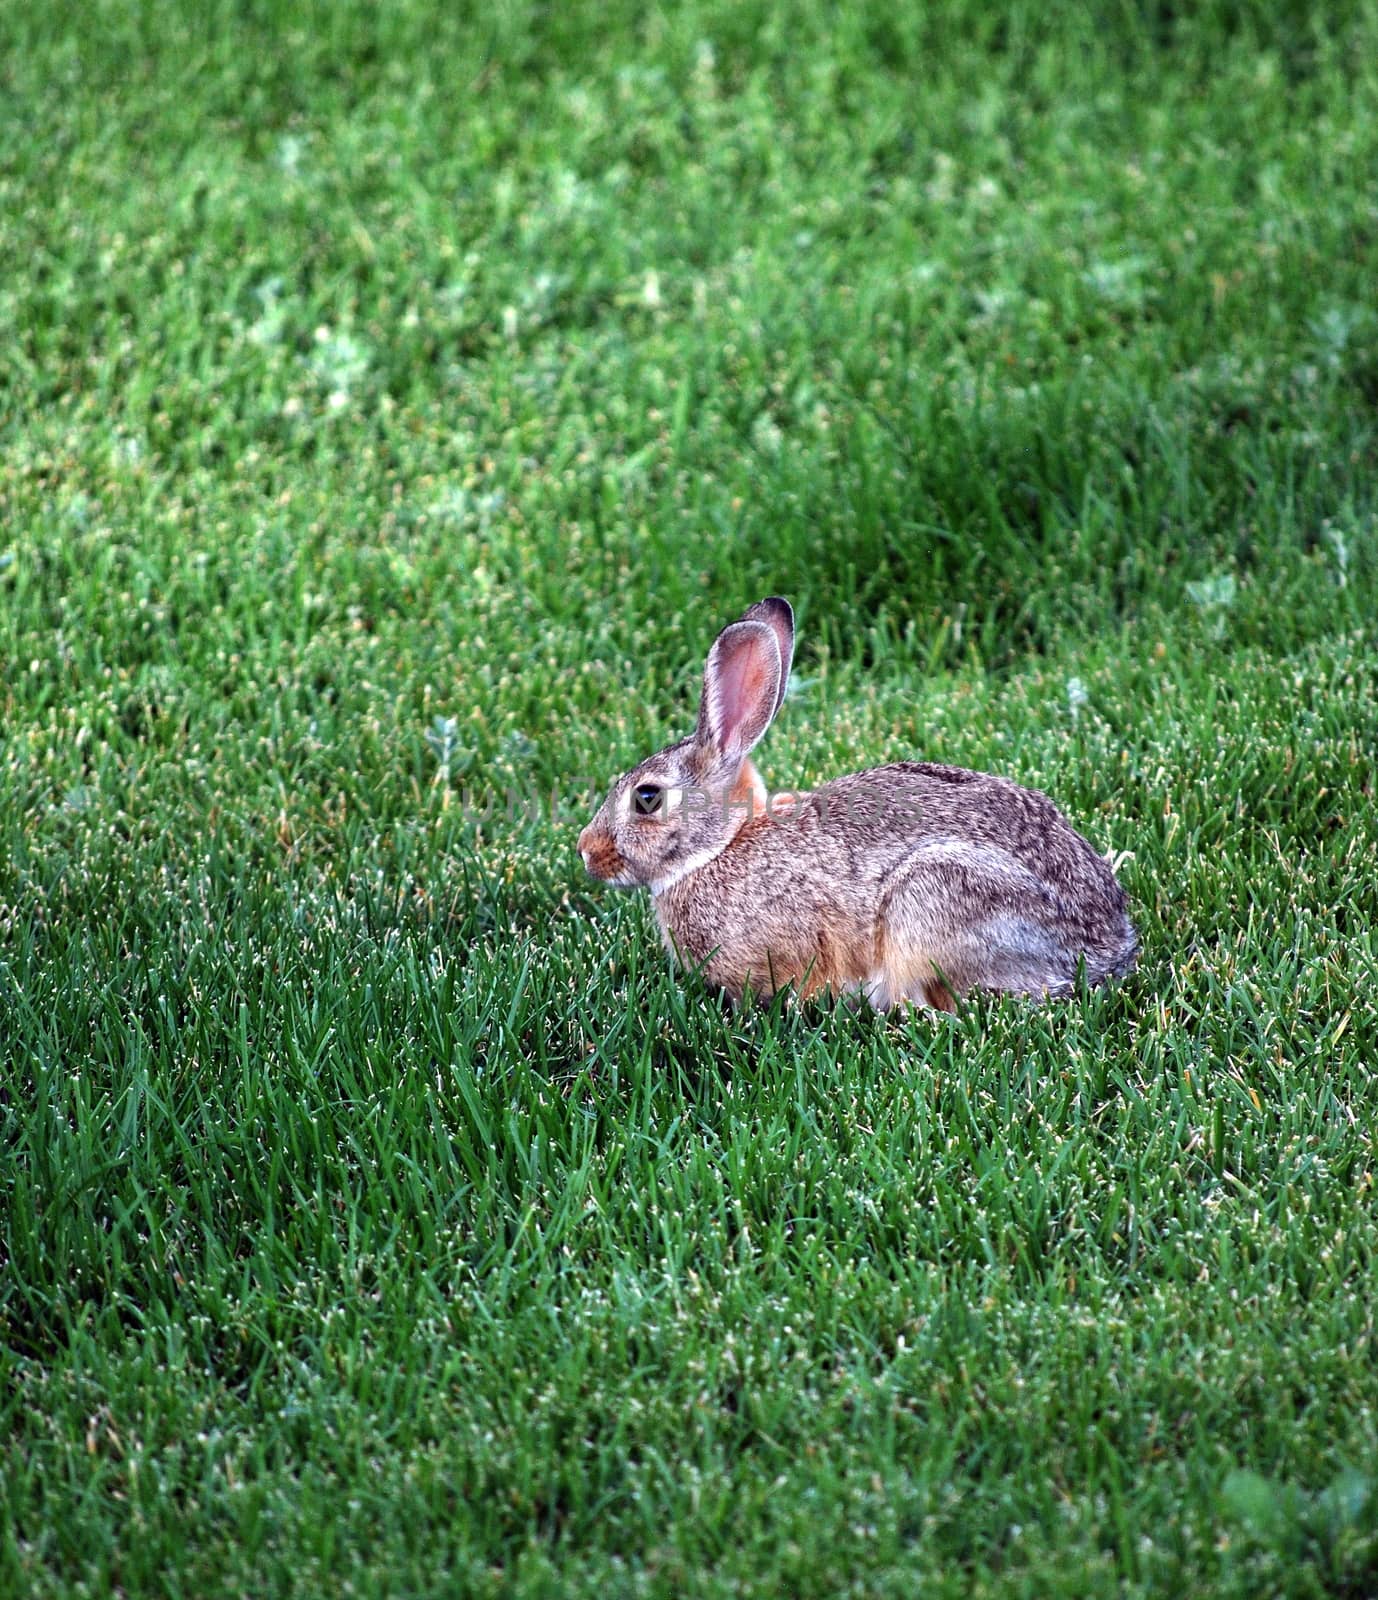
[650,840,732,897]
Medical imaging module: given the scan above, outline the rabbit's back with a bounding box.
[811,762,1135,974]
[656,761,1136,1004]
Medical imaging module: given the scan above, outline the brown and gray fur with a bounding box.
[577,598,1137,1011]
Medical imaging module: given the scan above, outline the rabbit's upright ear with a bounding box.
[739,597,793,718]
[696,616,783,764]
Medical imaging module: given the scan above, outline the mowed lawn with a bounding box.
[2,1,1377,1594]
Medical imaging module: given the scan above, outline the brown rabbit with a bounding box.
[577,598,1137,1010]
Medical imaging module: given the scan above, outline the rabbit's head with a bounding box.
[577,598,794,894]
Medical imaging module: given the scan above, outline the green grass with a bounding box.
[3,1,1377,1594]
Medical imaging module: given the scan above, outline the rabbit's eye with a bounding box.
[633,783,664,816]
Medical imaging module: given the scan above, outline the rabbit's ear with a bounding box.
[740,597,794,718]
[697,618,782,763]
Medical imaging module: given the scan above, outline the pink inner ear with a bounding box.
[721,644,770,726]
[708,625,780,757]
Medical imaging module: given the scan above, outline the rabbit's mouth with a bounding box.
[577,824,639,887]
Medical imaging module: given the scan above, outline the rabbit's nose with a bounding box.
[576,825,593,870]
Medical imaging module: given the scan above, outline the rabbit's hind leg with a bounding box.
[878,842,1074,1005]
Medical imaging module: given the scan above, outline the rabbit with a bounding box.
[576,598,1137,1011]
